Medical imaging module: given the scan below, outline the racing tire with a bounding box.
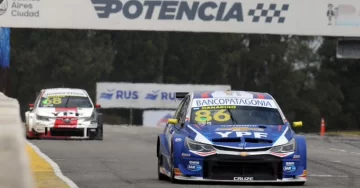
[157,152,167,180]
[94,113,103,140]
[25,124,35,140]
[26,134,35,140]
[94,127,103,140]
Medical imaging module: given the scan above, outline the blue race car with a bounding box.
[156,90,307,185]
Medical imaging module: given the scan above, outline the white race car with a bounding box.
[25,88,103,140]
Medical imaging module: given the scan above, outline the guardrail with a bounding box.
[0,92,34,188]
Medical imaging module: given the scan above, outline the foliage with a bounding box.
[4,29,359,132]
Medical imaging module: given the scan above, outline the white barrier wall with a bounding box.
[0,92,34,188]
[143,110,175,127]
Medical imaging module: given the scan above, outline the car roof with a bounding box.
[41,88,88,97]
[192,90,273,100]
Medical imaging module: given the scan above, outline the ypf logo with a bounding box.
[0,0,8,16]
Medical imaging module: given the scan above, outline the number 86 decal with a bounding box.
[194,109,231,122]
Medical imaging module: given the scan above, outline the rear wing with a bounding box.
[175,92,188,99]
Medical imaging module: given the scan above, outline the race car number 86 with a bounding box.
[194,109,230,122]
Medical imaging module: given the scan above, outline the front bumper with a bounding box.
[29,122,99,139]
[162,143,307,183]
[174,154,307,182]
[175,176,307,182]
[203,154,283,180]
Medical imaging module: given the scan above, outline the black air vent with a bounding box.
[258,125,267,129]
[212,138,241,143]
[245,138,273,144]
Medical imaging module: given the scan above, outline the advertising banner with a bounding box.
[96,82,231,109]
[142,110,175,127]
[1,0,360,37]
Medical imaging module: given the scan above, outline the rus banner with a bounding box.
[96,82,231,109]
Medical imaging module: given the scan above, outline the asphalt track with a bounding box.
[29,125,360,188]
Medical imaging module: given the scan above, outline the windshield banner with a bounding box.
[192,98,278,108]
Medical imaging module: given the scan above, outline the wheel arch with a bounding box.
[157,136,160,157]
[294,135,307,169]
[157,134,169,157]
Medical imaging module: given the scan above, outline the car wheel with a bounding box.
[157,151,167,180]
[26,135,34,140]
[94,127,103,140]
[25,126,35,140]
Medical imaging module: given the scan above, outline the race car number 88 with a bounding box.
[194,109,230,122]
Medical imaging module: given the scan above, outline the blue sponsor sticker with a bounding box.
[187,164,202,171]
[283,165,296,172]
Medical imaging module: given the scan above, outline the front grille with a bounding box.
[50,128,84,137]
[212,138,273,144]
[203,155,282,181]
[213,145,271,152]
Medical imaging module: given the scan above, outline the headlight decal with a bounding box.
[85,111,97,122]
[185,137,216,156]
[270,138,296,154]
[36,115,50,121]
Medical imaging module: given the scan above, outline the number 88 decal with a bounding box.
[194,109,231,122]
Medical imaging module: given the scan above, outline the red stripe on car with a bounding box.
[54,107,78,128]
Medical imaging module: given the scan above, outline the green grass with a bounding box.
[326,131,360,137]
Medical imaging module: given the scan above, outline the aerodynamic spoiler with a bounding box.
[175,92,188,99]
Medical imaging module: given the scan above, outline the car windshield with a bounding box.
[190,106,284,125]
[38,95,93,108]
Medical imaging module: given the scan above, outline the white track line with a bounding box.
[27,141,79,188]
[309,175,348,178]
[329,148,347,152]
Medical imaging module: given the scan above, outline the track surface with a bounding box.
[29,125,360,188]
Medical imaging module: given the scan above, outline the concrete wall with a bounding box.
[0,92,34,188]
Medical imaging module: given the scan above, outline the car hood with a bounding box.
[36,107,93,117]
[185,124,293,149]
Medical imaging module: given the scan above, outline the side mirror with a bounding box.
[293,121,303,128]
[28,103,34,109]
[168,118,178,125]
[95,104,101,109]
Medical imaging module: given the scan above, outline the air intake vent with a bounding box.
[212,138,241,143]
[245,138,273,144]
[213,145,271,152]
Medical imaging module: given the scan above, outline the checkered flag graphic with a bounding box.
[248,3,289,23]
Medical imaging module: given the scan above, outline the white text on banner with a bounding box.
[1,0,360,37]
